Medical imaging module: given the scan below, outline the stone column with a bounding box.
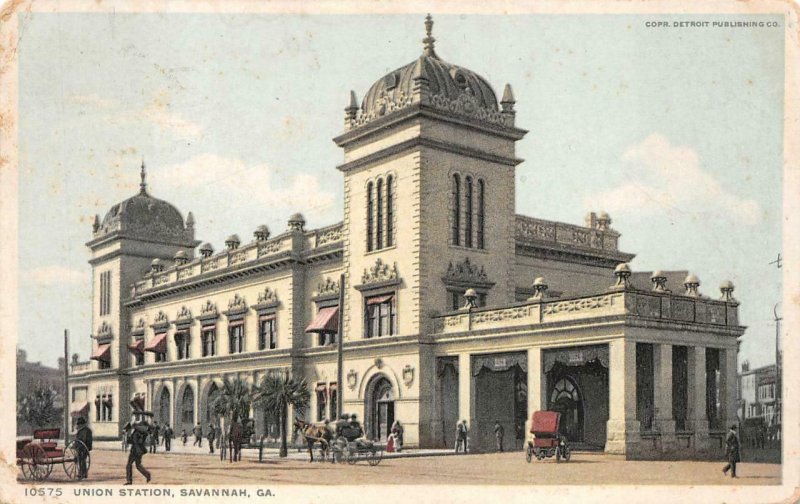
[687,346,710,451]
[606,338,640,457]
[194,376,201,425]
[653,344,677,452]
[172,378,179,428]
[720,347,738,429]
[526,347,543,435]
[458,353,471,441]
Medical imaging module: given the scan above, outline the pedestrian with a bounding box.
[391,420,404,452]
[163,423,174,452]
[494,420,505,452]
[208,423,216,454]
[193,423,203,447]
[74,417,93,479]
[722,424,741,479]
[455,419,468,454]
[149,422,159,454]
[125,413,152,485]
[181,429,188,446]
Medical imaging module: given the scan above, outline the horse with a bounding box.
[293,419,331,462]
[227,420,243,463]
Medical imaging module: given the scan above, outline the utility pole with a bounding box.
[63,329,70,444]
[336,273,344,419]
[773,303,782,432]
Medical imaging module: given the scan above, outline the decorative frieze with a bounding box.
[257,287,279,306]
[257,240,281,256]
[472,306,531,326]
[315,277,340,298]
[429,92,513,127]
[316,225,344,247]
[542,295,613,316]
[227,294,247,313]
[361,258,398,285]
[230,250,248,265]
[199,300,219,321]
[442,257,492,288]
[515,214,623,254]
[95,321,113,340]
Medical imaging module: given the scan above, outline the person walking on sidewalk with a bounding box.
[723,424,741,478]
[181,429,188,446]
[125,413,152,485]
[75,417,93,479]
[207,423,217,454]
[494,420,505,452]
[163,424,174,452]
[455,420,468,454]
[193,423,203,447]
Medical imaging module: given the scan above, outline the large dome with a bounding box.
[93,163,192,243]
[345,15,515,131]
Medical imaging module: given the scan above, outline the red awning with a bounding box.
[128,340,144,354]
[315,383,327,393]
[329,382,338,392]
[90,344,111,362]
[70,401,89,418]
[145,333,167,353]
[305,306,339,333]
[366,294,394,305]
[260,313,276,321]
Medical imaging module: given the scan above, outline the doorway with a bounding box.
[368,376,394,441]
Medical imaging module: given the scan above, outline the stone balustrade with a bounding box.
[70,361,92,374]
[515,214,620,253]
[131,222,344,297]
[432,289,739,335]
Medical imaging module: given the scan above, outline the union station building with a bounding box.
[69,16,744,458]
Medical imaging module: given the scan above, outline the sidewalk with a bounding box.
[93,439,463,461]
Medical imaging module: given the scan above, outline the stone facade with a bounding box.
[69,16,744,458]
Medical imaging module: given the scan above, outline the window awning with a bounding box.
[305,306,339,334]
[260,313,276,321]
[366,294,394,305]
[315,383,327,393]
[90,344,111,362]
[127,340,144,354]
[329,382,338,392]
[145,333,167,353]
[70,401,89,417]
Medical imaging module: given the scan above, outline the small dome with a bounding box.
[226,234,241,243]
[151,258,162,266]
[720,280,734,290]
[255,225,270,234]
[199,242,214,253]
[651,270,666,279]
[598,211,610,220]
[684,274,700,285]
[533,277,546,286]
[174,250,187,259]
[614,263,631,274]
[288,213,305,223]
[464,288,477,298]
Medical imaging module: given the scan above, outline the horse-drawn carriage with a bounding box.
[16,428,90,481]
[525,411,571,463]
[295,419,383,465]
[331,434,384,466]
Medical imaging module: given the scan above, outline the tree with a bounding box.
[17,383,63,432]
[211,378,252,424]
[253,372,310,457]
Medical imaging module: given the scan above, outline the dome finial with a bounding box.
[139,159,147,194]
[423,14,436,57]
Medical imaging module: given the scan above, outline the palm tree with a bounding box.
[17,384,63,434]
[253,372,310,457]
[211,378,252,424]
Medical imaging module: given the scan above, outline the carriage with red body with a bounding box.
[16,428,90,481]
[525,411,571,463]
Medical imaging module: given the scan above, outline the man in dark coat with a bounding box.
[74,417,93,479]
[722,424,741,478]
[494,420,505,452]
[207,423,216,454]
[162,423,174,452]
[193,423,203,447]
[125,414,152,485]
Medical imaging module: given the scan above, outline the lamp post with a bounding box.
[773,303,781,434]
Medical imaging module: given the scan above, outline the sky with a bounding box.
[16,13,784,369]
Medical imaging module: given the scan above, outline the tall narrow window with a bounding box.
[465,176,473,248]
[452,175,461,245]
[201,326,216,357]
[366,182,374,252]
[365,294,397,338]
[259,316,277,350]
[477,179,485,249]
[376,179,384,249]
[229,323,244,354]
[386,175,394,247]
[99,271,112,316]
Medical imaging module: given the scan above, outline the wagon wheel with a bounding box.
[561,444,571,462]
[346,447,357,465]
[367,449,382,466]
[526,444,533,463]
[23,444,51,481]
[63,440,88,480]
[535,448,545,461]
[317,443,328,463]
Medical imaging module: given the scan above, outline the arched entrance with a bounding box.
[367,376,394,441]
[179,385,195,433]
[548,376,583,442]
[204,382,222,426]
[157,387,171,426]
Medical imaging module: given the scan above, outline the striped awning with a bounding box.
[70,401,89,417]
[90,344,111,362]
[305,307,339,334]
[145,333,167,353]
[127,340,144,354]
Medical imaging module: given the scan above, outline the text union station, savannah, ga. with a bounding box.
[69,16,744,459]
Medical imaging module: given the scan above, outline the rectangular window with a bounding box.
[365,295,396,338]
[99,358,111,370]
[259,316,277,350]
[154,351,166,363]
[316,385,327,422]
[95,396,101,421]
[99,271,112,316]
[175,331,190,360]
[386,175,394,247]
[202,326,217,357]
[329,383,338,421]
[229,322,244,354]
[104,395,113,421]
[135,351,144,366]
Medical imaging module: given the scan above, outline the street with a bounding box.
[20,449,781,486]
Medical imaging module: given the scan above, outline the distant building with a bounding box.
[16,349,65,435]
[738,360,779,426]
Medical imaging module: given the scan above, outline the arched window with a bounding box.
[465,176,473,248]
[477,179,485,249]
[452,174,461,246]
[181,386,194,426]
[376,178,384,249]
[366,182,374,252]
[386,175,394,247]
